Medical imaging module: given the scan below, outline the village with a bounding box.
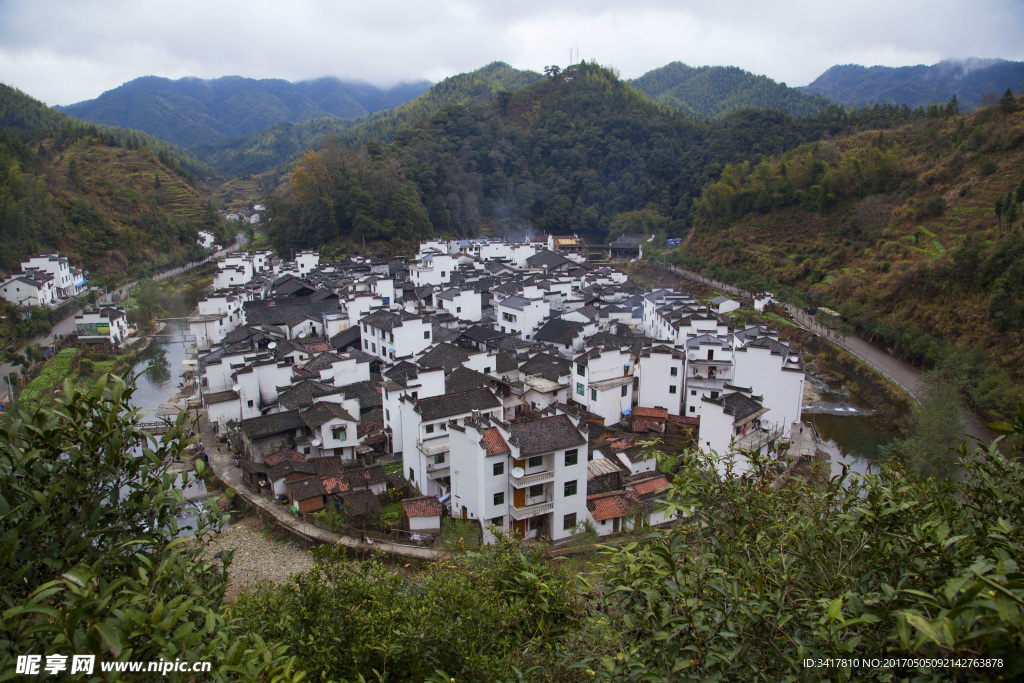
[70,234,810,547]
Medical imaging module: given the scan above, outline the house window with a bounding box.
[389,333,394,343]
[425,424,435,434]
[563,513,576,530]
[424,331,430,339]
[456,307,461,313]
[671,366,678,376]
[493,491,504,506]
[490,516,504,527]
[371,343,376,352]
[527,455,543,469]
[591,389,597,401]
[331,425,348,441]
[669,386,677,394]
[529,483,544,497]
[576,382,584,396]
[577,363,585,376]
[493,461,504,476]
[690,406,696,413]
[385,409,390,421]
[434,454,445,465]
[711,391,719,399]
[363,340,369,349]
[564,449,578,467]
[440,423,447,431]
[564,480,577,497]
[621,385,628,397]
[691,390,697,396]
[362,323,367,333]
[708,350,714,360]
[247,400,254,408]
[484,367,491,373]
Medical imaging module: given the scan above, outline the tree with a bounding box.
[127,278,162,330]
[0,375,302,679]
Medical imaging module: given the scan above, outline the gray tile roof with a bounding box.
[416,388,501,421]
[240,410,305,440]
[508,415,585,456]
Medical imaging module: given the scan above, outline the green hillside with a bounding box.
[631,62,834,118]
[677,93,1024,419]
[0,84,228,277]
[57,75,432,148]
[802,58,1024,111]
[192,62,543,176]
[265,62,925,255]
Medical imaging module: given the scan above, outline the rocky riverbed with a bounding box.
[204,515,316,600]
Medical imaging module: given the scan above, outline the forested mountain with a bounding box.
[678,92,1024,419]
[0,84,228,276]
[57,75,432,148]
[265,62,927,254]
[802,58,1024,111]
[631,62,834,118]
[192,62,543,176]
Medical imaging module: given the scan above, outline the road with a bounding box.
[0,233,248,401]
[653,261,994,447]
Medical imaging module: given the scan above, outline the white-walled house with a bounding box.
[295,251,320,275]
[572,346,634,427]
[359,309,432,362]
[681,334,734,418]
[399,388,503,497]
[411,253,455,287]
[636,345,685,414]
[496,295,549,340]
[434,288,482,322]
[448,413,588,543]
[698,388,779,476]
[709,296,741,315]
[299,401,360,461]
[75,307,130,346]
[381,363,446,459]
[197,230,216,249]
[0,273,56,307]
[21,254,76,298]
[732,335,804,438]
[188,295,244,350]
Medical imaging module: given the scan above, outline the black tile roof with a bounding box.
[240,410,305,440]
[417,343,472,372]
[445,366,492,394]
[508,415,586,456]
[416,388,501,421]
[300,402,357,428]
[519,352,570,382]
[533,318,585,345]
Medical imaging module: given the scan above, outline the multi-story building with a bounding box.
[495,295,550,340]
[572,346,635,427]
[359,309,432,362]
[21,254,77,298]
[449,413,588,543]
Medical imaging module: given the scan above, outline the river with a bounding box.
[130,317,210,536]
[801,373,900,478]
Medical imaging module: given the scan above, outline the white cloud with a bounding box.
[0,0,1021,105]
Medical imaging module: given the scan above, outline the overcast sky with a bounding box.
[1,0,1022,106]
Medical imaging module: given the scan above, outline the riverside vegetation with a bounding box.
[1,374,1021,681]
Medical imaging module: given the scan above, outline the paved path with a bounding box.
[195,410,441,561]
[653,261,993,446]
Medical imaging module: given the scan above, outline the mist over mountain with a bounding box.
[801,58,1024,110]
[56,75,432,148]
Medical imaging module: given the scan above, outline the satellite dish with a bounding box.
[268,341,277,349]
[231,384,241,392]
[687,351,697,361]
[511,467,525,478]
[311,438,322,447]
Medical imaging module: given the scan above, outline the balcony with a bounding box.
[511,469,555,488]
[426,463,450,479]
[509,494,554,521]
[417,437,450,457]
[735,426,783,454]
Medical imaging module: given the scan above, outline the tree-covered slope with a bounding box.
[264,62,926,255]
[57,74,432,148]
[678,93,1024,419]
[1,84,228,277]
[631,62,834,118]
[192,62,543,176]
[802,58,1024,111]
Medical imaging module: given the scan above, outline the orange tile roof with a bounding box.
[633,407,668,420]
[481,427,511,456]
[321,474,351,495]
[262,449,305,467]
[586,490,640,521]
[629,475,671,497]
[403,495,443,518]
